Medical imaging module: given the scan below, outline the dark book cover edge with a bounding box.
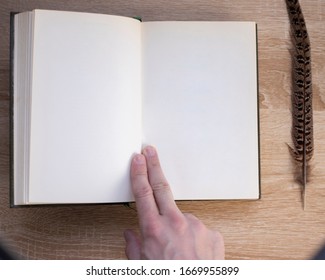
[256,23,261,200]
[9,12,18,208]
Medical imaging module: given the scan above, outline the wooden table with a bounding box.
[0,0,324,260]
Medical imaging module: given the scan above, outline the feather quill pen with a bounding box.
[285,0,313,209]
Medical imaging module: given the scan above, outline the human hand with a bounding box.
[124,145,225,260]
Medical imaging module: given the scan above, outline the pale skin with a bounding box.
[124,145,225,260]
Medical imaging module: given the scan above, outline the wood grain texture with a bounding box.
[0,0,325,260]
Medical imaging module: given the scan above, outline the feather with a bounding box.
[285,0,313,209]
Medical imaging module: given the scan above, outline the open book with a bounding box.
[11,9,259,205]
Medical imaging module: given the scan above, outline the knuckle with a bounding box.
[170,210,185,223]
[133,183,153,199]
[168,213,188,232]
[151,181,170,192]
[184,213,207,230]
[184,212,200,224]
[144,220,162,238]
[131,167,147,179]
[130,174,143,184]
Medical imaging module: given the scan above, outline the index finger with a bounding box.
[130,153,159,227]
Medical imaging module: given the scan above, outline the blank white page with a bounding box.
[28,10,142,203]
[142,22,259,199]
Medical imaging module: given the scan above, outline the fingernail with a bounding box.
[133,154,145,164]
[144,146,156,157]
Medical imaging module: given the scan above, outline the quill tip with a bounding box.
[302,186,306,211]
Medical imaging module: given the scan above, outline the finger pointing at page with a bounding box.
[142,146,181,217]
[130,153,159,228]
